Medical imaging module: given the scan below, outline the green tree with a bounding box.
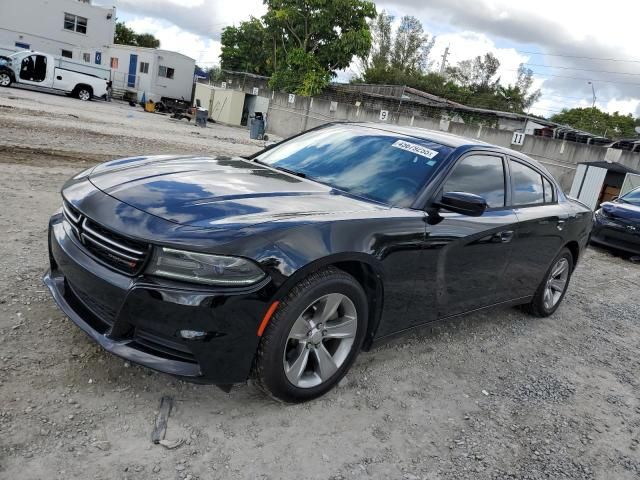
[220,18,273,75]
[135,33,160,49]
[115,22,137,46]
[114,22,160,48]
[551,107,636,138]
[360,12,435,84]
[220,0,376,96]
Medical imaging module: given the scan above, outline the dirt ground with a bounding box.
[1,88,640,480]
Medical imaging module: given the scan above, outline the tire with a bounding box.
[75,86,92,101]
[253,267,368,403]
[0,71,12,87]
[523,247,573,317]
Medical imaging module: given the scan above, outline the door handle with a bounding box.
[493,230,514,243]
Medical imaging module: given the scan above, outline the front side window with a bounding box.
[256,125,452,207]
[510,160,544,206]
[64,13,88,34]
[443,154,505,208]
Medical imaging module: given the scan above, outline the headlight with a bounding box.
[146,247,265,286]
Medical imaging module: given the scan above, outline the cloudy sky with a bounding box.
[101,0,640,118]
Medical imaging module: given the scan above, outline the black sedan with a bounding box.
[591,186,640,255]
[44,123,593,402]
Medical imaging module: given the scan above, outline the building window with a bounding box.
[139,62,149,74]
[64,13,88,34]
[61,50,73,59]
[110,57,119,69]
[82,53,90,63]
[15,41,30,50]
[158,66,175,79]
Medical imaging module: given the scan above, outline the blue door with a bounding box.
[127,54,138,88]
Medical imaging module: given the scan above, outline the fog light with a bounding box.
[179,330,207,340]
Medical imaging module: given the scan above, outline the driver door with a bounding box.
[424,152,519,318]
[19,54,48,85]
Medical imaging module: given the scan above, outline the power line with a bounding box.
[524,63,640,77]
[517,50,640,65]
[503,68,640,87]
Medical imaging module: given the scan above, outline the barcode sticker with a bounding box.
[392,140,439,159]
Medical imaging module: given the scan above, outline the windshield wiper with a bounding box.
[273,166,306,178]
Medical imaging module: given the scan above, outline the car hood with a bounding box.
[88,155,386,229]
[601,201,640,223]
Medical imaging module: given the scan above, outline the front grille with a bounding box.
[63,201,151,275]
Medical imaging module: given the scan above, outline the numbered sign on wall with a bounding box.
[221,82,227,89]
[379,110,389,121]
[288,93,296,104]
[511,131,525,146]
[252,87,259,95]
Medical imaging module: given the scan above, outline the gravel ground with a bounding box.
[1,88,640,480]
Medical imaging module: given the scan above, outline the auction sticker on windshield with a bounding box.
[392,140,439,159]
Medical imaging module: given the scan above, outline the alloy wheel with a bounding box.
[0,73,10,87]
[78,89,91,101]
[543,257,569,310]
[283,293,357,388]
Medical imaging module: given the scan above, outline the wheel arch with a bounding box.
[269,252,385,351]
[564,240,580,271]
[74,83,93,96]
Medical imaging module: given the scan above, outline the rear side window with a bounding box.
[510,160,544,205]
[543,177,554,203]
[443,154,505,208]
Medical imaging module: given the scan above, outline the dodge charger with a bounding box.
[44,123,593,402]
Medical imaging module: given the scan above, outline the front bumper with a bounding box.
[591,215,640,255]
[44,214,273,384]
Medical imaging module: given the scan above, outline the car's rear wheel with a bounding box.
[524,248,573,317]
[75,86,92,101]
[253,267,368,403]
[0,72,12,87]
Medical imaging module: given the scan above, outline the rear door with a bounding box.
[507,158,567,298]
[425,152,520,318]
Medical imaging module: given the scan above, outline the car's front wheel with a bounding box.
[253,267,368,403]
[0,72,12,87]
[524,247,573,317]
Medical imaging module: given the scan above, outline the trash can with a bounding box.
[250,112,265,140]
[195,108,208,128]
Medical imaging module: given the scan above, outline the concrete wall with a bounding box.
[0,0,115,60]
[265,91,640,192]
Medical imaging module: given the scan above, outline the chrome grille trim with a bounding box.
[81,232,141,262]
[82,218,146,256]
[61,200,150,275]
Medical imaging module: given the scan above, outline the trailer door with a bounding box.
[127,54,138,88]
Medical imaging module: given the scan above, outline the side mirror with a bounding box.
[435,192,488,217]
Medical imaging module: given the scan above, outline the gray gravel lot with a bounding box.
[1,88,639,480]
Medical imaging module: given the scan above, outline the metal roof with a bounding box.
[578,161,640,175]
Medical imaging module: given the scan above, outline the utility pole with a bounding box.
[588,81,596,108]
[439,46,450,75]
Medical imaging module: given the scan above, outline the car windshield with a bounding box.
[256,125,452,207]
[620,188,640,206]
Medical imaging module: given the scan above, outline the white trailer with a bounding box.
[0,50,108,100]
